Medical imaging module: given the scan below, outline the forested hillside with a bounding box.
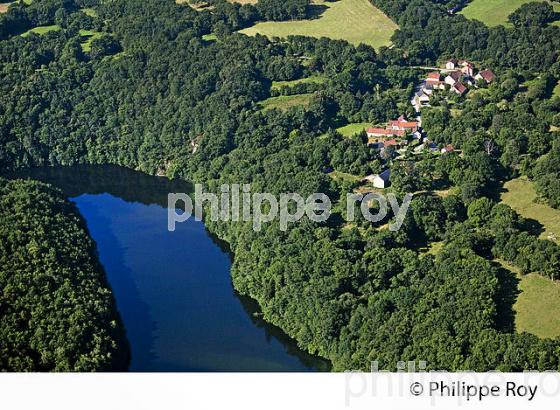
[0,0,559,371]
[0,178,128,371]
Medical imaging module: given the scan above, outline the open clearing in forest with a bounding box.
[553,81,560,98]
[271,74,325,90]
[515,272,560,339]
[496,259,560,339]
[239,0,398,49]
[79,29,102,52]
[500,177,560,243]
[460,0,560,27]
[21,25,61,37]
[259,93,314,111]
[335,122,371,137]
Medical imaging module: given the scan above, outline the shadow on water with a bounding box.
[5,164,193,207]
[236,293,331,372]
[77,196,158,369]
[6,165,330,372]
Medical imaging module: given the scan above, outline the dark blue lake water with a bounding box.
[9,165,329,372]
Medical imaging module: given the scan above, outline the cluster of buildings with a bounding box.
[365,115,421,150]
[413,59,496,110]
[359,114,457,188]
[361,59,492,189]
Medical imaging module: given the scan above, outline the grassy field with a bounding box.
[81,8,98,18]
[21,25,61,37]
[500,177,560,243]
[494,259,560,339]
[79,29,102,52]
[335,122,371,137]
[328,170,361,183]
[460,0,560,27]
[259,93,314,111]
[497,177,560,339]
[553,81,560,98]
[202,33,217,41]
[239,0,398,49]
[516,273,560,338]
[271,74,325,90]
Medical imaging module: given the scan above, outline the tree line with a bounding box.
[0,178,129,371]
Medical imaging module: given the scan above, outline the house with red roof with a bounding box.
[389,115,419,132]
[383,139,399,148]
[366,128,405,138]
[475,69,496,84]
[453,83,467,96]
[426,72,443,88]
[445,70,463,86]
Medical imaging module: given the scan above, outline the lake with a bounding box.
[8,165,329,372]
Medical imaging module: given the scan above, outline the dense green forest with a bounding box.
[0,0,559,371]
[0,178,128,371]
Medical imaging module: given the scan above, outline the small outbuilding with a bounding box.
[372,169,391,189]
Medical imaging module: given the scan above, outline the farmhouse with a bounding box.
[366,127,405,138]
[459,60,474,77]
[475,69,496,83]
[414,89,431,107]
[426,72,443,87]
[373,169,391,189]
[383,139,399,148]
[453,83,467,96]
[389,115,418,132]
[445,59,458,70]
[445,71,462,86]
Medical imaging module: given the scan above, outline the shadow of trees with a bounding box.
[492,261,521,333]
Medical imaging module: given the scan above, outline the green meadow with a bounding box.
[271,74,325,90]
[494,259,560,339]
[240,0,398,49]
[516,272,560,339]
[553,81,560,98]
[500,177,560,243]
[79,29,102,52]
[460,0,560,27]
[259,93,314,111]
[21,25,61,37]
[335,122,371,137]
[81,8,98,18]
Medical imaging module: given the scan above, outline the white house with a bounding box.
[414,89,431,107]
[445,59,457,70]
[411,130,422,140]
[445,71,462,86]
[459,60,474,77]
[373,169,391,189]
[475,69,496,84]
